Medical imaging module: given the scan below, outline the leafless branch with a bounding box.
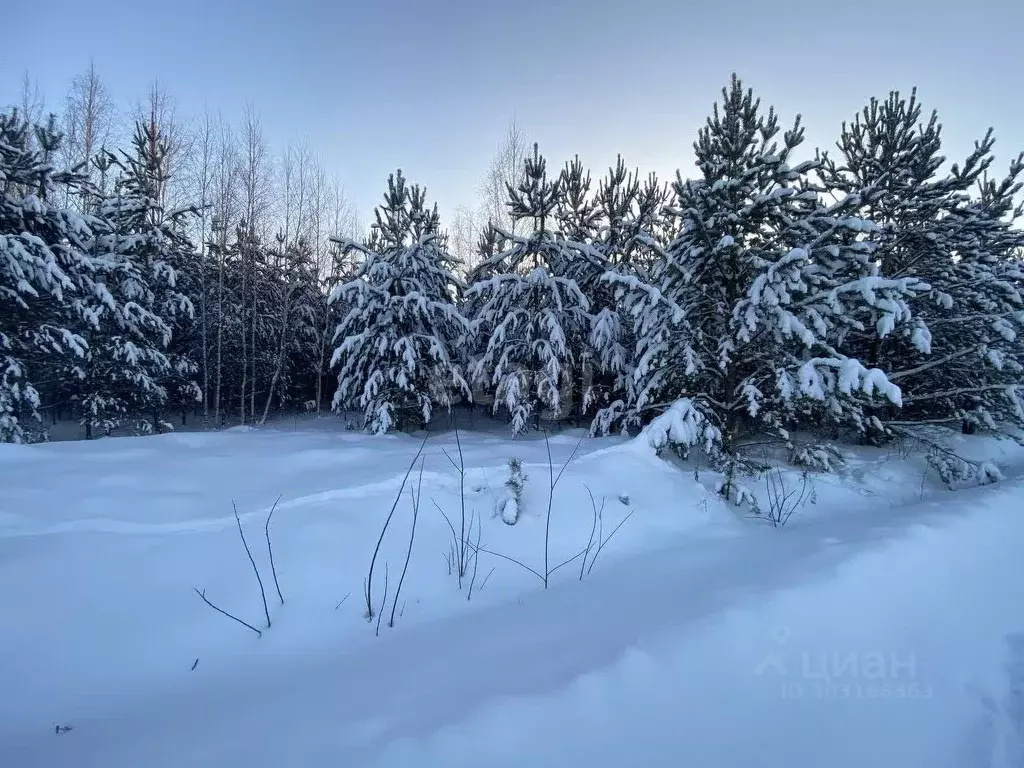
[552,432,586,489]
[193,588,263,637]
[453,423,470,582]
[469,541,546,583]
[375,563,388,637]
[587,509,636,576]
[467,508,483,601]
[264,494,284,605]
[761,464,811,528]
[548,546,589,576]
[580,484,603,580]
[479,567,496,592]
[366,433,428,619]
[233,501,271,628]
[543,431,585,588]
[390,459,424,628]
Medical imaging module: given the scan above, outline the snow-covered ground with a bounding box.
[3,419,1024,767]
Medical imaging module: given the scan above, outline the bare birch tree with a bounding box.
[479,118,529,235]
[313,178,359,414]
[448,203,483,276]
[210,116,239,427]
[187,109,219,426]
[237,105,273,424]
[17,72,45,135]
[60,60,116,209]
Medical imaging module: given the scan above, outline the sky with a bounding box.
[1,0,1022,227]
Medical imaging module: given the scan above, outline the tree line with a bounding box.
[3,71,1022,490]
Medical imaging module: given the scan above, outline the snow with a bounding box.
[3,420,1024,767]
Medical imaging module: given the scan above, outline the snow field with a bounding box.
[2,422,1024,766]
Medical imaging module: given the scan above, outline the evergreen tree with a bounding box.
[461,223,506,413]
[76,119,199,436]
[822,91,1024,437]
[554,156,600,245]
[466,145,592,433]
[587,157,668,425]
[329,170,469,433]
[609,76,917,488]
[946,158,1024,432]
[553,156,605,422]
[0,110,94,442]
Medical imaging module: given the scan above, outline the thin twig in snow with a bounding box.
[390,458,424,628]
[365,433,428,620]
[548,546,589,577]
[587,509,636,576]
[469,541,546,583]
[543,431,585,588]
[467,508,482,601]
[193,588,263,637]
[581,484,602,580]
[233,501,271,628]
[552,432,585,489]
[264,494,284,605]
[375,563,388,637]
[441,422,470,584]
[478,567,495,592]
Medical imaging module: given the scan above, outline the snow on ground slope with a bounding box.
[2,421,1024,767]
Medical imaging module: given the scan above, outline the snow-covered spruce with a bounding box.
[585,157,669,426]
[604,76,919,489]
[466,144,593,434]
[822,89,1024,438]
[0,110,94,443]
[73,120,200,438]
[329,170,469,433]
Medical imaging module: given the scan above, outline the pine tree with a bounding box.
[942,158,1024,432]
[466,145,592,433]
[553,156,606,422]
[329,170,469,433]
[76,119,199,436]
[587,158,668,426]
[0,110,94,442]
[461,223,506,415]
[822,90,1024,437]
[610,76,917,489]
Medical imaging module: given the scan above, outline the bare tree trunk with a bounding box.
[249,246,258,422]
[214,233,225,427]
[261,284,297,425]
[315,178,358,415]
[236,106,272,426]
[193,112,215,428]
[211,118,237,428]
[239,230,248,426]
[310,167,327,416]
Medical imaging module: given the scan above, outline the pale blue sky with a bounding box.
[2,0,1022,223]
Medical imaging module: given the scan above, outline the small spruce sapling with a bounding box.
[498,457,528,525]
